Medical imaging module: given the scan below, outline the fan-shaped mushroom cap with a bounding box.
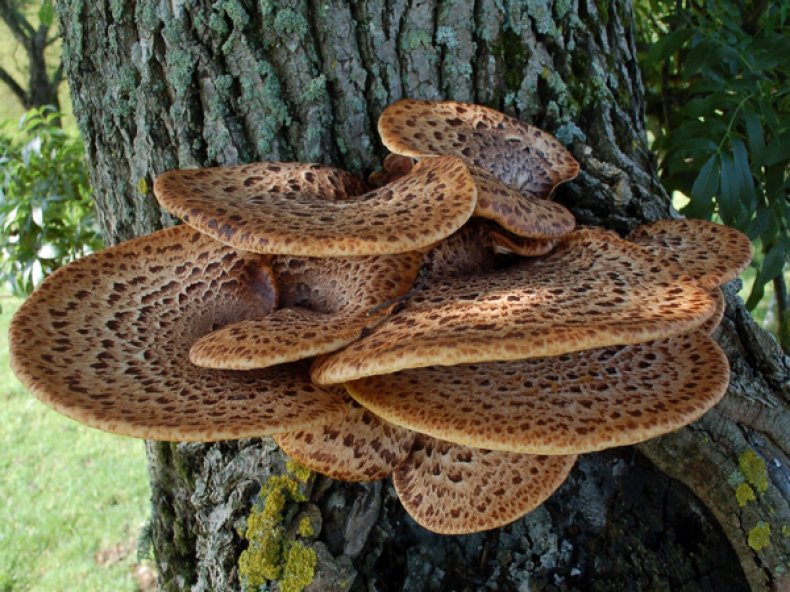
[9,225,347,441]
[378,99,579,196]
[190,252,423,370]
[274,397,416,482]
[471,167,575,238]
[367,153,575,240]
[368,154,415,187]
[393,436,576,534]
[347,331,729,455]
[489,229,558,257]
[311,228,716,384]
[700,288,726,334]
[420,221,498,283]
[627,219,752,290]
[154,157,477,257]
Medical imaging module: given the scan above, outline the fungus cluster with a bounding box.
[9,99,752,535]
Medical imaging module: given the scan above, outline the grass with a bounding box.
[0,294,153,592]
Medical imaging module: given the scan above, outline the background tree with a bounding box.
[0,0,63,114]
[636,0,790,350]
[54,1,789,591]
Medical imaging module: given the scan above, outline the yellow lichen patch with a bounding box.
[238,473,309,589]
[136,177,149,194]
[736,483,756,507]
[281,541,318,592]
[748,522,772,551]
[782,525,790,538]
[286,460,313,484]
[298,516,315,538]
[739,449,769,493]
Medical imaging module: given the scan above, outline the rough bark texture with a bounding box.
[56,1,790,590]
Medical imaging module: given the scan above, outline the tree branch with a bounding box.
[0,0,36,46]
[51,61,65,88]
[0,64,27,105]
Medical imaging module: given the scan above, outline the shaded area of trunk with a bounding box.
[57,0,790,590]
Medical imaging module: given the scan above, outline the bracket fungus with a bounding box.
[274,397,416,482]
[9,99,752,536]
[8,225,347,441]
[394,437,577,535]
[190,252,423,370]
[378,99,580,197]
[310,228,717,385]
[345,331,729,455]
[154,157,477,257]
[627,218,752,290]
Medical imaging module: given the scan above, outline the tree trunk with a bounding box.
[56,1,790,590]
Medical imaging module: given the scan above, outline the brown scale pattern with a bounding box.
[700,288,726,334]
[8,225,347,441]
[311,228,716,384]
[470,167,575,238]
[368,154,416,187]
[627,219,752,290]
[190,252,423,370]
[419,221,499,283]
[274,397,416,482]
[369,154,575,240]
[378,99,579,197]
[346,331,729,455]
[489,229,558,257]
[154,157,477,257]
[393,436,577,534]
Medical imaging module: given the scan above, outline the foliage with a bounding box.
[636,0,790,348]
[0,107,102,295]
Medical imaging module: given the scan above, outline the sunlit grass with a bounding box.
[0,294,152,591]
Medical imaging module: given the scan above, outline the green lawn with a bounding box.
[0,295,153,591]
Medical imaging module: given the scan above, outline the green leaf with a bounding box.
[746,208,771,241]
[718,151,739,225]
[38,0,55,27]
[743,111,765,166]
[765,161,787,203]
[732,139,756,213]
[746,242,788,309]
[683,39,716,77]
[690,153,719,207]
[762,134,790,166]
[647,26,694,64]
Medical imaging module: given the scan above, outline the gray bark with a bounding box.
[56,0,790,590]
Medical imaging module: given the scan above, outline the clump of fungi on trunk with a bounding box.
[9,99,752,535]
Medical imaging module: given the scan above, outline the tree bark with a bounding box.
[56,1,790,590]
